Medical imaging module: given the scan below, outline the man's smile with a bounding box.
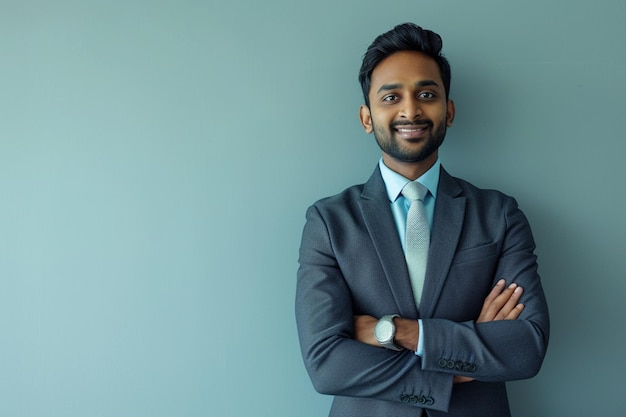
[393,123,431,140]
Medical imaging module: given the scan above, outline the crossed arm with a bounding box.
[354,279,525,383]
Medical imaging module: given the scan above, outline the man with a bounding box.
[295,23,549,417]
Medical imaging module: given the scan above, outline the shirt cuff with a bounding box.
[415,319,424,356]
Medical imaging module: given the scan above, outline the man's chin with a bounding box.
[388,152,434,164]
[394,145,437,163]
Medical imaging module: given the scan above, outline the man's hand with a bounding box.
[477,279,524,323]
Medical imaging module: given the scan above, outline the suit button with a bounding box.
[426,397,434,405]
[418,396,426,404]
[400,394,410,403]
[446,360,455,369]
[468,363,477,372]
[438,358,448,368]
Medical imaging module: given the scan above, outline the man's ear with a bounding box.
[446,99,456,127]
[359,105,374,133]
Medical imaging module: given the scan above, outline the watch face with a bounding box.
[375,320,393,341]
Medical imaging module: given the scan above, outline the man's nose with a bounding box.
[400,98,422,120]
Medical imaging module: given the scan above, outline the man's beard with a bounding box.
[372,119,447,163]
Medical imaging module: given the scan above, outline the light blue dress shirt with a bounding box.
[378,158,441,356]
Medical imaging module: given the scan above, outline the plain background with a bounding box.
[1,1,625,416]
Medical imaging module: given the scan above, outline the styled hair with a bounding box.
[358,23,451,106]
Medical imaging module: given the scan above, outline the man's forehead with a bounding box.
[370,51,442,87]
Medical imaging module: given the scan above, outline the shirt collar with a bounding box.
[379,158,441,202]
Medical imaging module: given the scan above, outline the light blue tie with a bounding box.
[401,181,430,308]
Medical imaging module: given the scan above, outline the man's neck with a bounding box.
[381,152,438,181]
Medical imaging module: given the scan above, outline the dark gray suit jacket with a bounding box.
[296,165,549,417]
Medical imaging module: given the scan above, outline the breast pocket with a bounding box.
[451,242,498,265]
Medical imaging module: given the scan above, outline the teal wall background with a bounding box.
[2,1,625,416]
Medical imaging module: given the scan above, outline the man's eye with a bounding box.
[383,94,398,102]
[419,92,435,99]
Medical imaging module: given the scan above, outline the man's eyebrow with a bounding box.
[376,80,441,94]
[377,83,403,94]
[415,80,440,88]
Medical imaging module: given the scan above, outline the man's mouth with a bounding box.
[396,126,427,133]
[393,123,431,139]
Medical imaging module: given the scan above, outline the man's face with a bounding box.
[360,51,455,172]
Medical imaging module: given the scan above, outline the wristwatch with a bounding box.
[374,314,403,351]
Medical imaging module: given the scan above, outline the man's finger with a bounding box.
[504,303,525,320]
[494,286,523,320]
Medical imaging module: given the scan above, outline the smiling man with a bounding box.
[296,23,549,417]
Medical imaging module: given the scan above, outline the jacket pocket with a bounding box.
[451,242,498,265]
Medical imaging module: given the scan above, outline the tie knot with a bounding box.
[402,181,428,202]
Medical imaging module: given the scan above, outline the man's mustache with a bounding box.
[391,119,433,128]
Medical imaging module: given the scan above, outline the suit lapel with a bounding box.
[359,167,418,318]
[419,167,466,317]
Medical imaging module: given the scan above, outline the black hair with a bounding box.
[358,23,451,106]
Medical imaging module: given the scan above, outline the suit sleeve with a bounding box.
[420,197,550,382]
[295,204,455,412]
